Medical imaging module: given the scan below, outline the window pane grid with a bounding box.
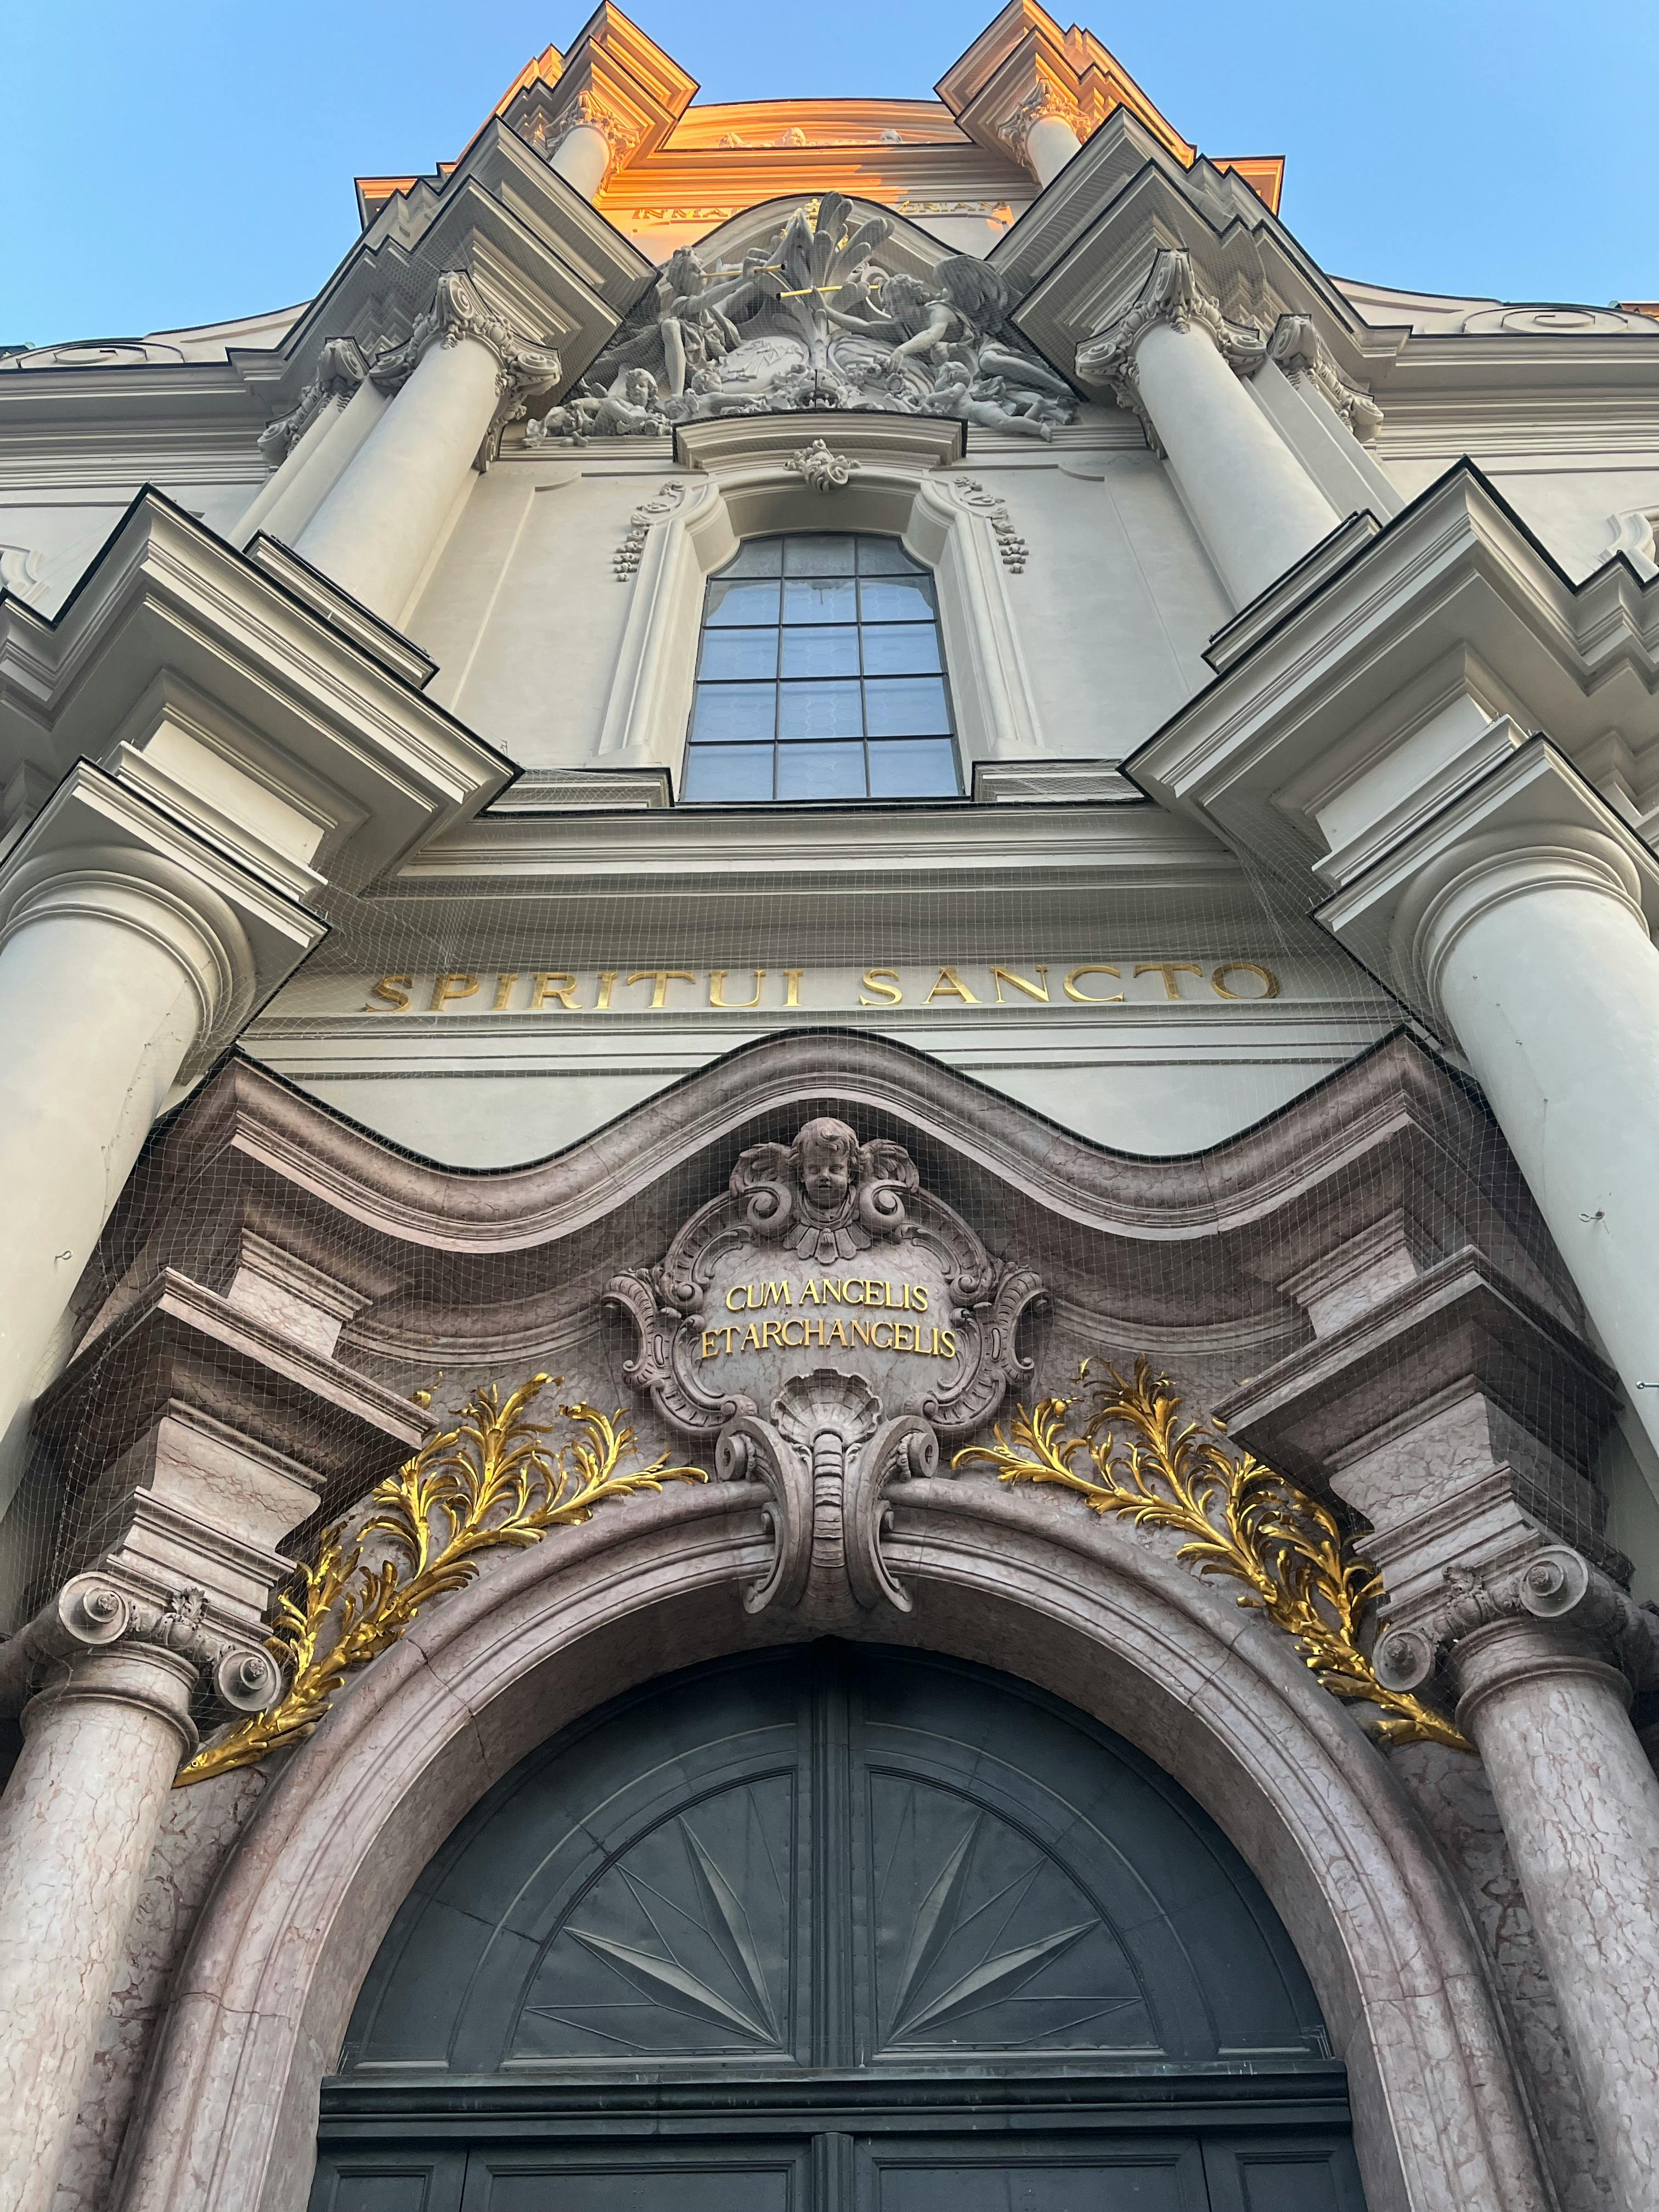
[685,535,960,804]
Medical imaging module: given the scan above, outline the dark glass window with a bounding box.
[682,534,961,804]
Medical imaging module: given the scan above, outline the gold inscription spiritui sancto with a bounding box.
[363,962,1283,1014]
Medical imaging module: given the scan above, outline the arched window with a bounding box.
[684,532,961,804]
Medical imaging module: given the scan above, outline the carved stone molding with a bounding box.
[785,437,860,493]
[939,473,1029,571]
[609,478,686,578]
[368,270,562,422]
[0,1572,281,1739]
[256,337,371,465]
[1267,314,1384,444]
[1375,1545,1659,1708]
[1075,247,1266,445]
[717,1369,939,1622]
[607,1113,1043,1445]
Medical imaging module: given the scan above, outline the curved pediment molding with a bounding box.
[82,1024,1578,1396]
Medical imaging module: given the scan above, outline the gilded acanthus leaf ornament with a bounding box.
[952,1356,1468,1752]
[176,1378,707,1786]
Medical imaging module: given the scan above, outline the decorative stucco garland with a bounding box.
[953,1356,1469,1752]
[176,1378,707,1786]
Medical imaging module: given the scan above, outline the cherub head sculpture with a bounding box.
[731,1116,919,1263]
[794,1117,859,1212]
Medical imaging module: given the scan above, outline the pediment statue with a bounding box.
[526,193,1079,442]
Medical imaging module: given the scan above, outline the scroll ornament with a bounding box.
[607,1116,1043,1627]
[176,1378,705,1786]
[955,1356,1469,1751]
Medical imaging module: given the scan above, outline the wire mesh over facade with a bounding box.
[2,10,1659,2212]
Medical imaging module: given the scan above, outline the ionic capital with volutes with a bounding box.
[256,336,371,465]
[1375,1544,1659,1720]
[1076,247,1266,430]
[0,1573,281,1753]
[1266,313,1384,443]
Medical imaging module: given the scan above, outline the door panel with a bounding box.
[1201,2136,1367,2212]
[514,1773,797,2060]
[858,2134,1210,2212]
[321,1649,1360,2212]
[458,2143,808,2210]
[308,2152,466,2212]
[866,1774,1150,2056]
[344,1649,1325,2078]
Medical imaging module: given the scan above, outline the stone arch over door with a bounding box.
[109,1484,1553,2212]
[316,1643,1358,2211]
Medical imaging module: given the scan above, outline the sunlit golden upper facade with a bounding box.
[356,0,1283,268]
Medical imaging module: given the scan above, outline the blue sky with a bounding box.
[7,0,1655,345]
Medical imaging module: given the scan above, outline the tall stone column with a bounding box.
[1077,248,1341,607]
[0,765,319,1442]
[294,272,561,625]
[0,1577,279,2212]
[1002,84,1086,186]
[1323,738,1659,1461]
[551,121,611,195]
[1376,1552,1659,2212]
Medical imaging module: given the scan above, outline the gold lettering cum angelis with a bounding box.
[701,1277,956,1361]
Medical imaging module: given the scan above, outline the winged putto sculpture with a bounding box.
[527,193,1079,441]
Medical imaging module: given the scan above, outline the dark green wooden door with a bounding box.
[313,1647,1364,2212]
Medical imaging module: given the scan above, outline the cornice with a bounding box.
[233,121,653,424]
[1005,116,1399,403]
[0,488,511,889]
[1126,461,1659,885]
[673,411,964,476]
[382,788,1239,901]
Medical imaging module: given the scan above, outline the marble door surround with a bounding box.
[0,1036,1647,2212]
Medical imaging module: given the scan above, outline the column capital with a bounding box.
[0,761,321,1077]
[1375,1543,1659,1715]
[0,1572,281,1752]
[1318,735,1659,1025]
[1076,247,1267,422]
[546,88,642,168]
[1266,313,1384,443]
[366,270,563,433]
[997,77,1085,162]
[256,336,370,465]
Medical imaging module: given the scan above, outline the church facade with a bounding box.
[2,8,1659,2209]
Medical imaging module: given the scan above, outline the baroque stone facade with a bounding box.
[2,7,1659,2212]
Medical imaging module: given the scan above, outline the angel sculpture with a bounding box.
[730,1117,919,1265]
[832,257,1076,417]
[926,364,1065,441]
[654,246,746,399]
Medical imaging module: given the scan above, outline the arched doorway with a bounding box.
[311,1646,1364,2210]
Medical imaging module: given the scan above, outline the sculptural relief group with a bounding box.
[526,192,1080,441]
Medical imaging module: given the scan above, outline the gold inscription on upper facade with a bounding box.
[363,961,1282,1014]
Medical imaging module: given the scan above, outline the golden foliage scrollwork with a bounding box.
[952,1356,1466,1751]
[177,1376,707,1786]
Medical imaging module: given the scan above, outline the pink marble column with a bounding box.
[1449,1615,1659,2212]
